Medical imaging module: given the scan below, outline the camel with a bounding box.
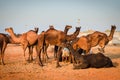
[29,27,39,34]
[66,42,113,69]
[86,25,116,53]
[36,31,45,66]
[72,36,91,54]
[5,27,38,62]
[54,25,72,59]
[72,25,116,54]
[37,25,81,67]
[0,33,10,65]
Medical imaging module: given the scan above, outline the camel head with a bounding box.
[5,27,14,33]
[34,27,39,33]
[65,25,72,29]
[49,25,54,29]
[75,27,81,31]
[111,25,116,30]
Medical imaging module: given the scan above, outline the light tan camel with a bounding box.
[37,25,81,67]
[5,27,38,62]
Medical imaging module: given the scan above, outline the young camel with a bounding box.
[37,26,81,67]
[5,27,38,62]
[72,25,116,54]
[0,33,10,65]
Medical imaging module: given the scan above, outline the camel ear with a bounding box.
[10,27,13,30]
[76,26,81,29]
[111,25,116,29]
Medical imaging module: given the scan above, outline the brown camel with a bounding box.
[72,25,116,54]
[86,25,116,52]
[36,31,45,66]
[37,25,72,62]
[54,25,72,58]
[37,25,81,67]
[72,36,91,54]
[5,27,38,62]
[47,25,80,60]
[0,33,10,65]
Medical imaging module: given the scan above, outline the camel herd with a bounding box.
[0,25,116,69]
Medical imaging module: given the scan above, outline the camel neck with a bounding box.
[74,29,80,36]
[8,30,20,43]
[64,28,69,34]
[108,27,116,41]
[66,28,80,41]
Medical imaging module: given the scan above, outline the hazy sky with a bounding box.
[0,0,120,34]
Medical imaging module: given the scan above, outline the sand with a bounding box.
[0,44,120,80]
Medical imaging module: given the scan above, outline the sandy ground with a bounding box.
[0,44,120,80]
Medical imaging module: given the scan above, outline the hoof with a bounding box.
[56,64,61,68]
[38,63,44,67]
[0,63,5,65]
[26,60,32,63]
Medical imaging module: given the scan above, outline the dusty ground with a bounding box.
[0,44,120,80]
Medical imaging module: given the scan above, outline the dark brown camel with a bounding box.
[66,43,113,69]
[37,25,81,67]
[0,33,10,65]
[5,27,38,62]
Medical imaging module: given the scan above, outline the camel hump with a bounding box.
[26,31,38,45]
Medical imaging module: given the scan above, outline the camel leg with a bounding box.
[23,43,28,61]
[62,56,64,62]
[37,47,43,66]
[27,46,34,62]
[1,52,5,65]
[38,50,43,66]
[1,42,7,65]
[0,49,2,65]
[36,44,44,66]
[56,47,62,68]
[98,46,105,53]
[54,45,58,59]
[44,45,49,59]
[43,45,49,63]
[29,46,34,62]
[69,53,72,63]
